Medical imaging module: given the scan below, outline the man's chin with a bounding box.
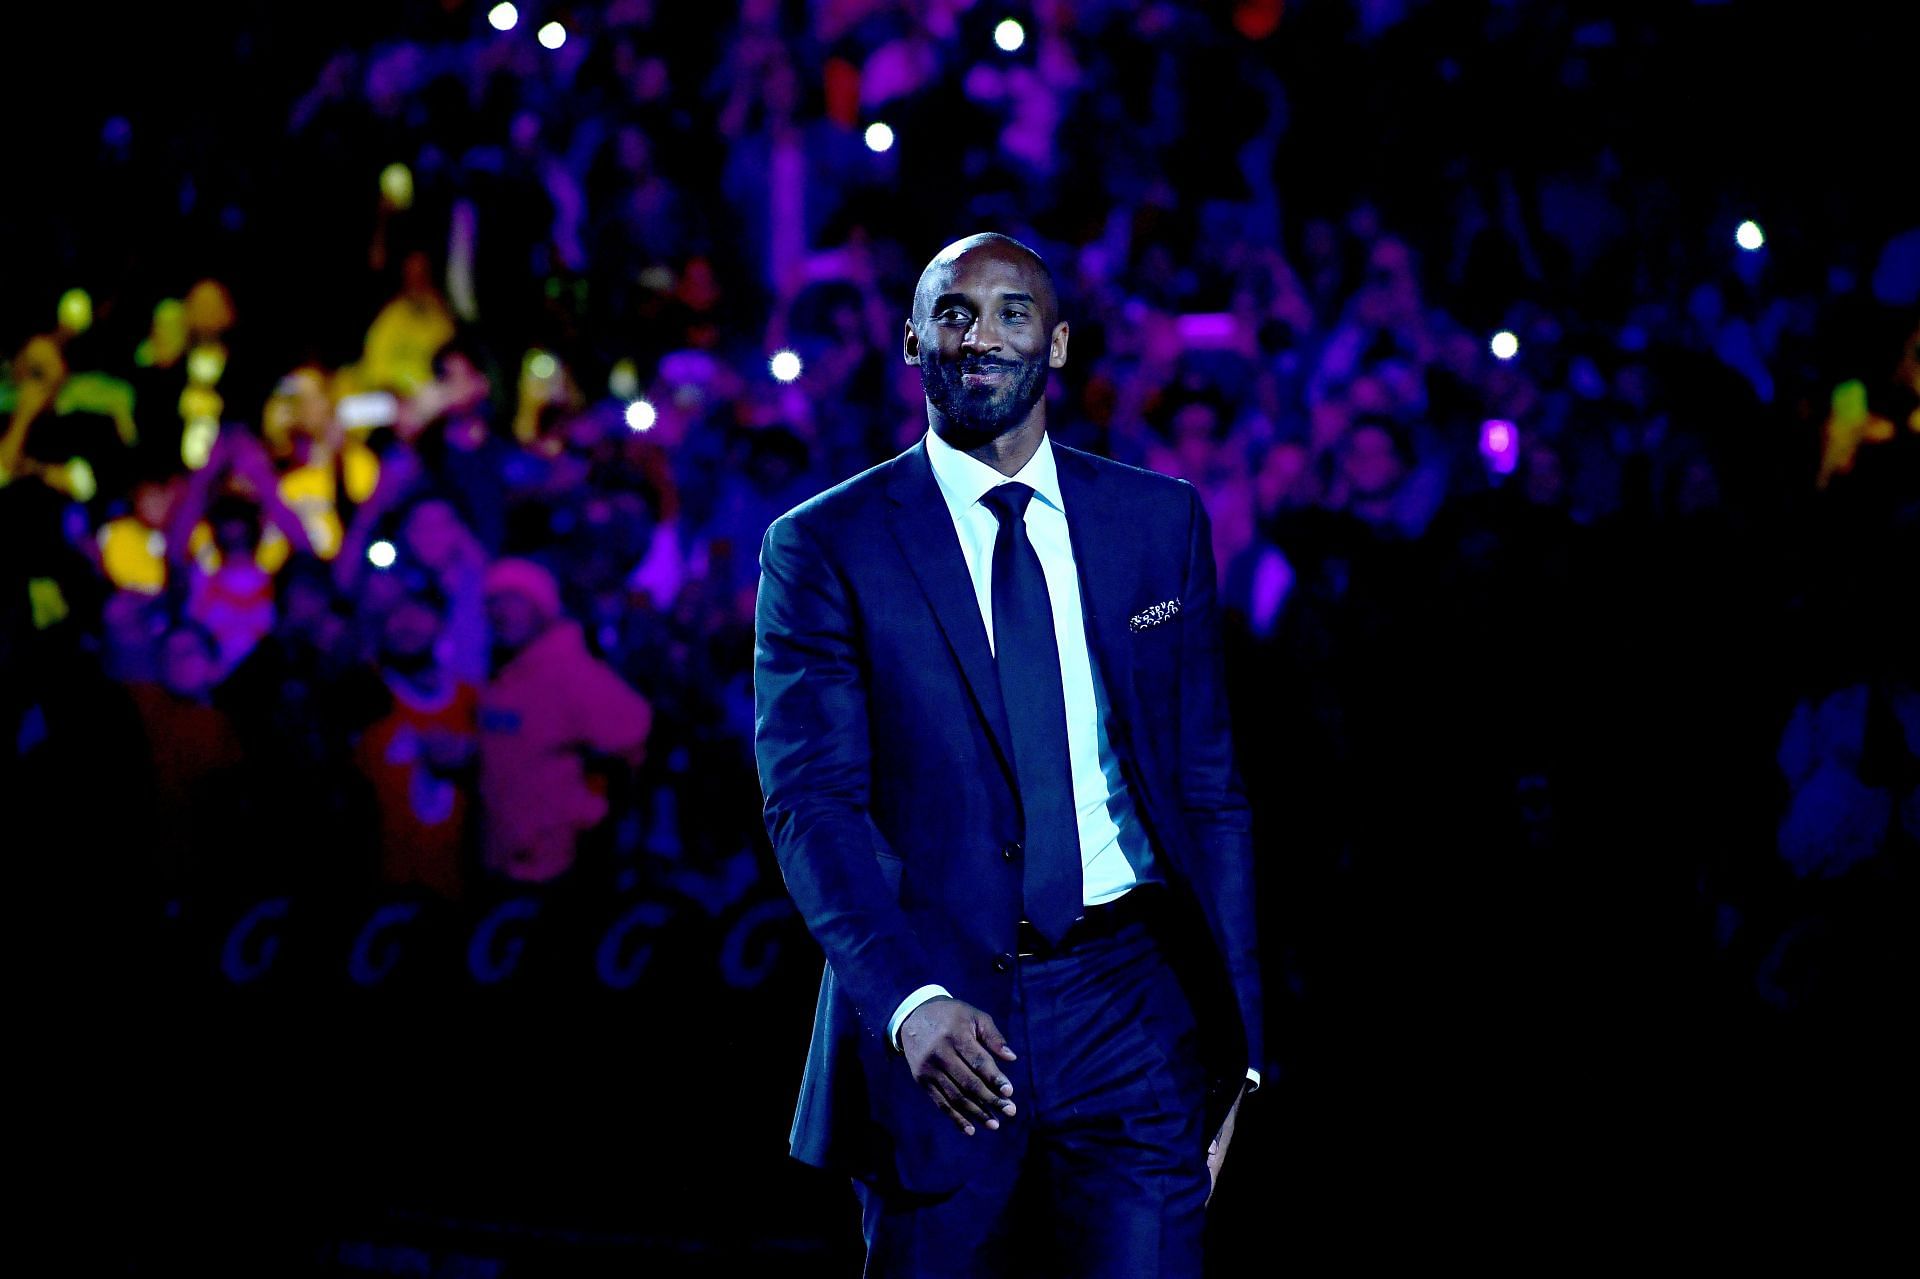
[937,390,1024,430]
[934,414,1021,446]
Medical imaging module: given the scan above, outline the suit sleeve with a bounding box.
[1175,481,1266,1077]
[754,512,939,1036]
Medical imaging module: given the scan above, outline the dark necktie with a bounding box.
[981,482,1081,945]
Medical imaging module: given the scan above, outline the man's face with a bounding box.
[383,597,443,661]
[1257,441,1310,513]
[1342,425,1405,499]
[214,516,257,557]
[1172,402,1218,445]
[486,590,545,654]
[906,246,1067,444]
[404,501,467,572]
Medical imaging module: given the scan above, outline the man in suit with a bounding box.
[754,232,1263,1277]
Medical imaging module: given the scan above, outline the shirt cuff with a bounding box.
[1245,1068,1262,1092]
[887,984,952,1050]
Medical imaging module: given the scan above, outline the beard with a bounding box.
[920,350,1049,445]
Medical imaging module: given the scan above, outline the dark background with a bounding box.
[5,1,1914,1272]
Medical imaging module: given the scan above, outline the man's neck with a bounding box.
[933,414,1047,478]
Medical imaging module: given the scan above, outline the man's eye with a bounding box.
[939,310,970,324]
[1003,310,1028,323]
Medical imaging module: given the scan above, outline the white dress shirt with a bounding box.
[886,427,1158,1041]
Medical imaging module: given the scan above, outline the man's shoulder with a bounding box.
[1059,442,1192,490]
[1054,442,1199,522]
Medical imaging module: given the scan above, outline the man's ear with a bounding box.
[1049,321,1070,369]
[903,319,920,365]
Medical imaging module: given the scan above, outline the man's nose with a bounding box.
[962,317,1002,354]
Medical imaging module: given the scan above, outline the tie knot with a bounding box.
[981,482,1037,527]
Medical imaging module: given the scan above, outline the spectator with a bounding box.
[1325,412,1428,537]
[478,557,652,883]
[357,250,458,397]
[399,338,514,553]
[259,365,380,564]
[217,552,383,766]
[355,575,479,899]
[95,467,180,597]
[163,427,315,672]
[400,497,492,685]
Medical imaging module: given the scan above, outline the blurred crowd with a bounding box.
[3,0,1916,1062]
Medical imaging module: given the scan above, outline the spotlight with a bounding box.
[1736,220,1765,252]
[864,122,895,153]
[528,350,558,381]
[369,540,397,569]
[488,3,518,32]
[538,21,566,50]
[769,350,803,382]
[625,400,657,432]
[994,19,1026,52]
[1489,330,1519,361]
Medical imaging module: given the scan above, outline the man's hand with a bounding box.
[1206,1085,1245,1204]
[899,997,1018,1137]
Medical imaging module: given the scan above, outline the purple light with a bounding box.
[1174,312,1238,348]
[1480,419,1519,476]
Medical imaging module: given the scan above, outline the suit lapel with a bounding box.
[1054,444,1140,752]
[886,442,1018,787]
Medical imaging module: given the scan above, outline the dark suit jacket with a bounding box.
[753,436,1263,1195]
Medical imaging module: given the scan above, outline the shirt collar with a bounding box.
[923,426,1064,524]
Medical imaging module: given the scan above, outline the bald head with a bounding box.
[912,233,1060,328]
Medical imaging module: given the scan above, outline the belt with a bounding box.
[1016,885,1165,957]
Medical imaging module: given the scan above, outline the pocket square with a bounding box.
[1129,598,1182,632]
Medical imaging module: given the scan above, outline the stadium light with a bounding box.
[625,400,657,432]
[369,540,397,569]
[538,21,566,50]
[864,122,895,153]
[488,3,518,32]
[770,350,803,382]
[1736,220,1765,252]
[995,19,1026,52]
[1489,330,1519,361]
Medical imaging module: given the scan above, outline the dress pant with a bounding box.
[855,905,1212,1279]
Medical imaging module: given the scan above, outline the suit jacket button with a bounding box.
[1002,842,1021,861]
[994,953,1014,973]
